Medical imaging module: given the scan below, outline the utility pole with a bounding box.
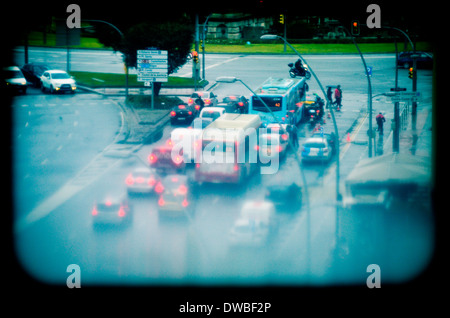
[193,14,199,90]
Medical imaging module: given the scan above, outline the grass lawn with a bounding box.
[203,42,432,54]
[70,71,207,88]
[27,31,432,55]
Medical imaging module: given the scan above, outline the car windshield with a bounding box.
[202,111,220,119]
[5,70,23,78]
[51,73,70,79]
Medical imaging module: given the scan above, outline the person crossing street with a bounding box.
[376,112,386,135]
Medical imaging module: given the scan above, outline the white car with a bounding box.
[3,66,27,94]
[188,91,218,107]
[229,200,277,247]
[301,137,333,162]
[40,70,77,94]
[199,106,225,123]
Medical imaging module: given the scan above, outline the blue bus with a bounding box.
[249,77,308,126]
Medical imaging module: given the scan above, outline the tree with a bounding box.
[96,16,194,96]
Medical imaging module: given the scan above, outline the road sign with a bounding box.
[137,49,168,82]
[386,91,421,102]
[366,66,373,77]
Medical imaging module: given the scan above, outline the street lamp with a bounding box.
[260,34,342,201]
[216,75,312,274]
[83,19,128,97]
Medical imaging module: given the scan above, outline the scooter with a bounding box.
[288,63,311,79]
[308,108,321,128]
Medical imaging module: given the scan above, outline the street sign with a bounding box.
[137,49,168,82]
[386,91,421,102]
[366,66,373,77]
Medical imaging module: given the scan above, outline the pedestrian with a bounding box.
[376,112,386,135]
[287,124,299,149]
[326,86,334,108]
[334,85,342,108]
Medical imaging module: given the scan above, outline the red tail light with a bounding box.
[178,104,186,109]
[118,206,126,217]
[178,184,188,195]
[148,154,157,164]
[233,164,239,172]
[188,111,192,115]
[188,98,194,104]
[238,102,244,106]
[174,155,183,165]
[277,145,283,152]
[158,196,165,206]
[125,174,134,185]
[91,206,98,216]
[281,133,288,141]
[155,182,164,194]
[170,111,176,117]
[148,177,156,186]
[194,105,200,111]
[204,99,211,105]
[182,198,189,207]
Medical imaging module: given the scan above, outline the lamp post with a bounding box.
[260,34,342,201]
[83,19,128,97]
[215,76,311,274]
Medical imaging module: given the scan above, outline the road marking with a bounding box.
[14,97,129,234]
[179,56,242,78]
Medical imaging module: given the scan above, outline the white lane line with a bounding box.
[179,56,242,77]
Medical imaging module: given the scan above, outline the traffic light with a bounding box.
[192,51,199,63]
[408,67,415,79]
[279,14,284,24]
[351,20,360,36]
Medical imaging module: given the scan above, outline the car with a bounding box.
[301,137,333,163]
[21,62,51,87]
[170,128,202,163]
[40,70,77,94]
[125,167,160,194]
[222,95,249,113]
[148,144,185,173]
[397,51,433,69]
[265,181,302,213]
[199,106,225,123]
[157,174,194,219]
[91,195,132,229]
[229,200,276,247]
[2,66,27,94]
[311,131,337,155]
[189,117,212,130]
[187,91,218,108]
[170,103,196,125]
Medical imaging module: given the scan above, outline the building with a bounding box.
[206,13,273,40]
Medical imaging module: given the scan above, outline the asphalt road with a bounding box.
[11,48,434,286]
